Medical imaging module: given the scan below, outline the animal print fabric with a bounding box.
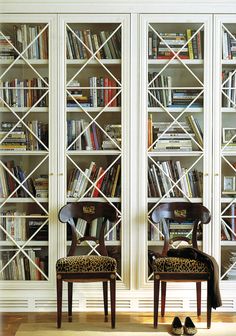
[153,257,209,273]
[56,255,117,273]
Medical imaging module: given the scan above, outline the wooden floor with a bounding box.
[1,311,236,336]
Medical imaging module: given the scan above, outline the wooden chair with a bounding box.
[151,202,211,329]
[56,202,118,328]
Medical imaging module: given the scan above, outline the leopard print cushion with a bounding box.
[153,257,209,273]
[56,255,117,273]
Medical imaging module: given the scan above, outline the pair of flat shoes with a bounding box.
[171,316,197,335]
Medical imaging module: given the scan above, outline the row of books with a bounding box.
[222,31,236,60]
[148,160,203,198]
[67,77,121,108]
[67,120,121,151]
[222,70,236,108]
[0,121,48,151]
[0,250,47,280]
[66,28,121,59]
[148,72,203,108]
[69,217,120,241]
[67,161,121,199]
[148,117,203,151]
[0,160,48,198]
[0,35,15,60]
[0,78,48,108]
[0,211,47,241]
[12,24,48,59]
[148,30,203,60]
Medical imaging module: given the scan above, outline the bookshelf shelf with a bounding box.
[0,107,49,113]
[221,241,236,246]
[66,240,121,246]
[148,151,203,157]
[67,150,121,155]
[1,59,49,65]
[0,198,48,203]
[66,107,121,113]
[0,151,49,156]
[148,59,204,66]
[148,107,203,113]
[0,241,49,246]
[147,197,202,203]
[67,197,121,202]
[66,59,121,65]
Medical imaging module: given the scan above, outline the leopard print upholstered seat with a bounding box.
[153,257,209,273]
[56,255,117,273]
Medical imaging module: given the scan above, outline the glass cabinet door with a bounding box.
[140,14,212,285]
[59,14,130,286]
[0,15,57,284]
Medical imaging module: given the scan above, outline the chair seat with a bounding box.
[153,257,209,273]
[56,255,117,273]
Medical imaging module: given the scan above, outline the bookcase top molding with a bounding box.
[1,0,236,14]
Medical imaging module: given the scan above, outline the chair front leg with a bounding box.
[57,274,63,328]
[196,282,201,316]
[154,274,160,329]
[161,281,166,317]
[103,281,108,322]
[110,275,116,329]
[68,282,73,322]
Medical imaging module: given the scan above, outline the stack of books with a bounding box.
[34,175,48,198]
[152,121,193,151]
[0,35,15,60]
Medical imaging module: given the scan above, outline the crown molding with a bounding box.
[1,0,236,14]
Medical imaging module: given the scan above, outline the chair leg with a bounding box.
[110,276,116,329]
[68,282,73,322]
[103,281,108,322]
[196,282,201,316]
[161,281,166,317]
[207,279,212,329]
[56,274,63,328]
[154,274,160,329]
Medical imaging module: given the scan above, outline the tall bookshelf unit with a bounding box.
[140,14,212,286]
[1,1,236,313]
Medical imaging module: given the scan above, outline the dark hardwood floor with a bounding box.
[1,312,236,336]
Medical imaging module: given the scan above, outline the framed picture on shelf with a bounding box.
[223,176,236,192]
[223,128,236,143]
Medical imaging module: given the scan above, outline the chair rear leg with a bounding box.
[207,279,212,329]
[68,282,73,322]
[57,274,63,328]
[161,281,166,317]
[110,276,116,329]
[103,281,108,322]
[154,274,160,329]
[196,282,201,316]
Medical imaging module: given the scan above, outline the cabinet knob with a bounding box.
[204,173,209,176]
[59,173,63,176]
[49,173,54,176]
[215,173,219,176]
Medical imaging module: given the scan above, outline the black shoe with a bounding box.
[184,316,197,335]
[170,316,183,335]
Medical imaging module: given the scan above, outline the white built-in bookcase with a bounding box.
[1,3,236,312]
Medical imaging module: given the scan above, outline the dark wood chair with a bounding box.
[151,202,211,329]
[56,202,118,328]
